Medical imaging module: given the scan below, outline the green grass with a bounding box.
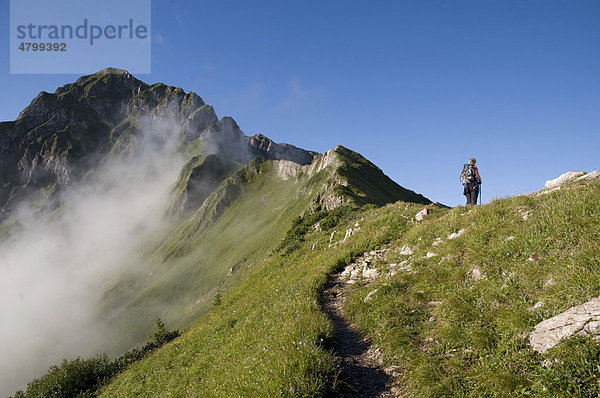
[99,197,430,396]
[97,175,600,397]
[343,179,600,397]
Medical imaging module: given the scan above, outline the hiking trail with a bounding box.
[322,272,399,397]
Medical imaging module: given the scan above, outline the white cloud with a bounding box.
[0,116,186,396]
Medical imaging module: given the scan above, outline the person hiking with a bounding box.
[461,158,482,205]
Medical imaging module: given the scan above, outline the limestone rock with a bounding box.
[363,288,379,302]
[545,171,585,189]
[415,208,428,221]
[576,170,600,182]
[471,267,485,281]
[447,229,466,240]
[399,245,413,256]
[529,297,600,353]
[362,268,378,279]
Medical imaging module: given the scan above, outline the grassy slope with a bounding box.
[332,146,431,207]
[102,177,600,397]
[90,146,432,359]
[98,160,328,353]
[344,178,600,397]
[100,199,429,396]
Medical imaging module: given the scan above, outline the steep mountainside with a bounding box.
[0,68,430,396]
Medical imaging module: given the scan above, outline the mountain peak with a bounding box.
[92,67,132,76]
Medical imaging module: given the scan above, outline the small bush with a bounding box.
[11,318,179,398]
[12,355,117,398]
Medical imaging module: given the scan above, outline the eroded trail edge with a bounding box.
[322,272,397,397]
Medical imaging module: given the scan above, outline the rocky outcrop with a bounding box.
[576,170,600,182]
[247,134,317,165]
[529,297,600,353]
[545,171,586,189]
[531,170,600,197]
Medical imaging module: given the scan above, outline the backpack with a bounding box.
[460,164,476,185]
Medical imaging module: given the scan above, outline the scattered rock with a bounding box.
[530,297,600,353]
[387,260,411,277]
[415,208,429,221]
[344,227,360,242]
[331,227,360,247]
[530,301,544,311]
[545,171,585,189]
[312,242,318,250]
[342,246,391,283]
[399,245,413,256]
[362,267,379,279]
[535,186,561,196]
[329,231,336,243]
[505,236,515,242]
[363,288,379,302]
[471,267,485,281]
[544,278,555,287]
[447,229,466,240]
[432,237,442,246]
[424,252,437,259]
[518,208,532,220]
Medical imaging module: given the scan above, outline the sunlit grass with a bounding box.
[344,180,600,397]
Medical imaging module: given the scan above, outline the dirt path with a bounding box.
[322,273,397,397]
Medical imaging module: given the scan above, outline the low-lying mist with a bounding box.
[0,118,187,396]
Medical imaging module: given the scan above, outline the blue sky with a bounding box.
[1,0,599,206]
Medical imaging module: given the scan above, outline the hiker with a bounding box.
[461,158,482,205]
